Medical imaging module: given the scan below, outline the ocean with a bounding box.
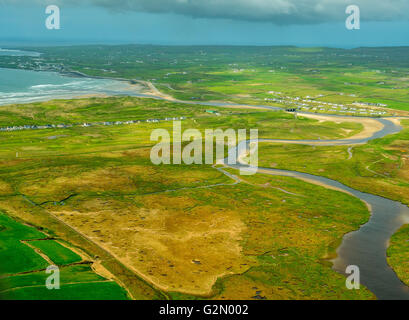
[0,48,141,105]
[0,67,136,106]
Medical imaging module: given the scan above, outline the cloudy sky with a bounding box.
[0,0,408,47]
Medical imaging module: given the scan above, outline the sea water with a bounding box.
[0,67,133,106]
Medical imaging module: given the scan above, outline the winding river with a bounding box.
[225,117,409,300]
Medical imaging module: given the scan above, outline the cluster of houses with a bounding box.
[5,58,66,73]
[0,123,73,132]
[264,92,388,116]
[352,102,388,108]
[0,116,187,133]
[164,71,188,78]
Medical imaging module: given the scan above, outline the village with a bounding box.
[0,116,187,132]
[264,91,390,117]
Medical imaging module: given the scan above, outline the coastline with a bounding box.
[3,66,409,121]
[0,67,146,107]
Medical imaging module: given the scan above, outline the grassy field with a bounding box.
[0,97,380,299]
[387,224,409,287]
[0,96,209,127]
[29,240,82,266]
[1,281,129,300]
[0,213,130,300]
[0,214,48,275]
[167,170,373,300]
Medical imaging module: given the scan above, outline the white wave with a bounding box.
[30,81,89,89]
[0,68,137,106]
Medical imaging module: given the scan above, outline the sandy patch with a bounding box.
[387,118,403,127]
[72,93,109,99]
[137,81,178,102]
[300,113,384,141]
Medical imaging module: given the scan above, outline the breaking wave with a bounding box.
[0,68,135,106]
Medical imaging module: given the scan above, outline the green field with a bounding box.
[1,281,129,300]
[0,214,48,275]
[387,224,409,286]
[29,240,82,266]
[0,213,130,300]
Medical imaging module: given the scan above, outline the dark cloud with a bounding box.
[4,0,409,24]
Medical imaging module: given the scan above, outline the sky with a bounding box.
[0,0,408,47]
